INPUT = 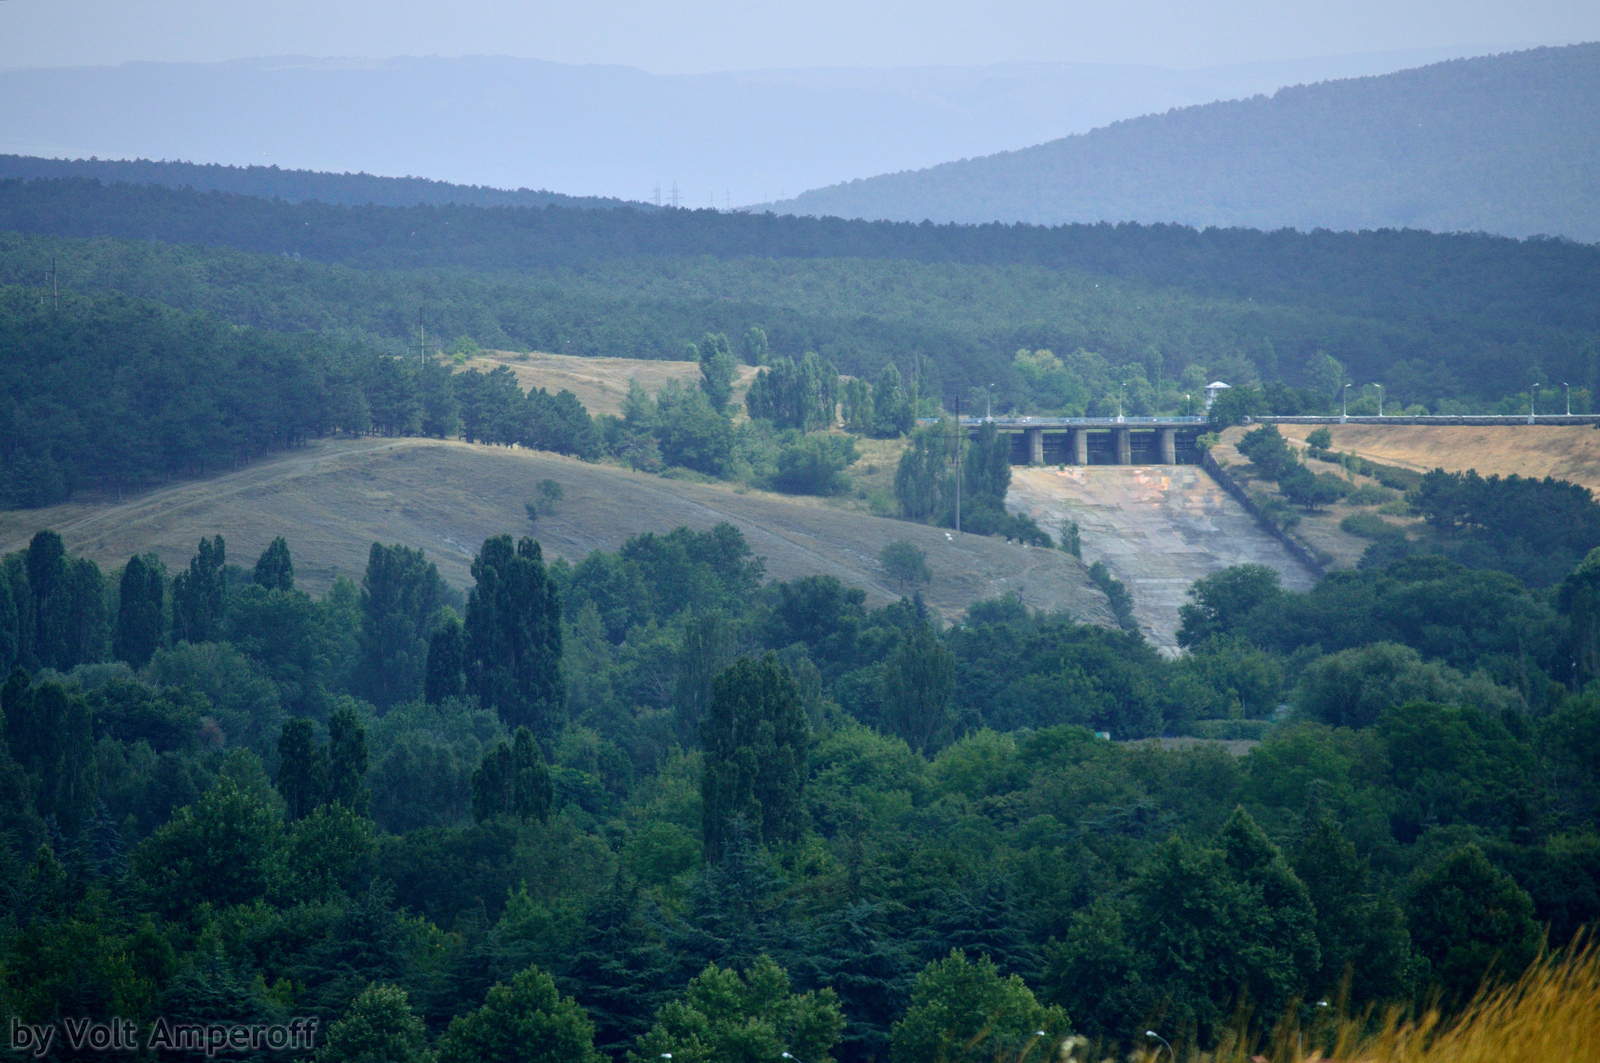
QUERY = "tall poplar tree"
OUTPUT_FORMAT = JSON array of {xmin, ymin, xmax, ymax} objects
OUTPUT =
[
  {"xmin": 425, "ymin": 616, "xmax": 466, "ymax": 704},
  {"xmin": 471, "ymin": 727, "xmax": 553, "ymax": 823},
  {"xmin": 701, "ymin": 653, "xmax": 809, "ymax": 861},
  {"xmin": 172, "ymin": 535, "xmax": 227, "ymax": 643},
  {"xmin": 464, "ymin": 536, "xmax": 564, "ymax": 741},
  {"xmin": 253, "ymin": 536, "xmax": 294, "ymax": 592},
  {"xmin": 355, "ymin": 543, "xmax": 444, "ymax": 709},
  {"xmin": 115, "ymin": 553, "xmax": 166, "ymax": 668}
]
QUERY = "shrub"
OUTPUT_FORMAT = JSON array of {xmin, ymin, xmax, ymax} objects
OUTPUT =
[
  {"xmin": 879, "ymin": 541, "xmax": 932, "ymax": 587},
  {"xmin": 1340, "ymin": 513, "xmax": 1406, "ymax": 540}
]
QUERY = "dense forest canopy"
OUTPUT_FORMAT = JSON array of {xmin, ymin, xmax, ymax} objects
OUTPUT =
[
  {"xmin": 2, "ymin": 189, "xmax": 1597, "ymax": 413},
  {"xmin": 0, "ymin": 155, "xmax": 653, "ymax": 212},
  {"xmin": 1, "ymin": 514, "xmax": 1597, "ymax": 1061}
]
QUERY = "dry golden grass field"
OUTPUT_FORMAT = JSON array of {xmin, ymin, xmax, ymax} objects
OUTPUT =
[
  {"xmin": 0, "ymin": 437, "xmax": 1115, "ymax": 626},
  {"xmin": 1275, "ymin": 422, "xmax": 1600, "ymax": 492},
  {"xmin": 459, "ymin": 350, "xmax": 762, "ymax": 418}
]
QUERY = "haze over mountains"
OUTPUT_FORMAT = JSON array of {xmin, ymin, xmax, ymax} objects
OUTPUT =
[
  {"xmin": 777, "ymin": 44, "xmax": 1600, "ymax": 242},
  {"xmin": 0, "ymin": 45, "xmax": 1530, "ymax": 209}
]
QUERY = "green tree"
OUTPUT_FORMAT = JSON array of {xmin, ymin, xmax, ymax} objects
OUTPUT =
[
  {"xmin": 277, "ymin": 718, "xmax": 329, "ymax": 821},
  {"xmin": 963, "ymin": 420, "xmax": 1012, "ymax": 503},
  {"xmin": 1559, "ymin": 546, "xmax": 1600, "ymax": 681},
  {"xmin": 890, "ymin": 950, "xmax": 1069, "ymax": 1063},
  {"xmin": 464, "ymin": 535, "xmax": 565, "ymax": 741},
  {"xmin": 675, "ymin": 611, "xmax": 737, "ymax": 747},
  {"xmin": 894, "ymin": 423, "xmax": 954, "ymax": 522},
  {"xmin": 172, "ymin": 535, "xmax": 227, "ymax": 643},
  {"xmin": 840, "ymin": 377, "xmax": 874, "ymax": 433},
  {"xmin": 878, "ymin": 541, "xmax": 932, "ymax": 590},
  {"xmin": 1406, "ymin": 844, "xmax": 1542, "ymax": 1003},
  {"xmin": 701, "ymin": 654, "xmax": 809, "ymax": 861},
  {"xmin": 741, "ymin": 326, "xmax": 770, "ymax": 367},
  {"xmin": 355, "ymin": 543, "xmax": 444, "ymax": 709},
  {"xmin": 699, "ymin": 332, "xmax": 739, "ymax": 414},
  {"xmin": 435, "ymin": 964, "xmax": 601, "ymax": 1063},
  {"xmin": 1176, "ymin": 564, "xmax": 1283, "ymax": 648},
  {"xmin": 1292, "ymin": 806, "xmax": 1418, "ymax": 1002},
  {"xmin": 114, "ymin": 553, "xmax": 166, "ymax": 668},
  {"xmin": 629, "ymin": 955, "xmax": 845, "ymax": 1063},
  {"xmin": 328, "ymin": 703, "xmax": 370, "ymax": 813},
  {"xmin": 316, "ymin": 983, "xmax": 432, "ymax": 1063},
  {"xmin": 2, "ymin": 676, "xmax": 98, "ymax": 835},
  {"xmin": 872, "ymin": 363, "xmax": 915, "ymax": 438},
  {"xmin": 253, "ymin": 536, "xmax": 295, "ymax": 591},
  {"xmin": 471, "ymin": 727, "xmax": 554, "ymax": 824},
  {"xmin": 424, "ymin": 615, "xmax": 466, "ymax": 704},
  {"xmin": 880, "ymin": 624, "xmax": 955, "ymax": 754},
  {"xmin": 132, "ymin": 775, "xmax": 286, "ymax": 918}
]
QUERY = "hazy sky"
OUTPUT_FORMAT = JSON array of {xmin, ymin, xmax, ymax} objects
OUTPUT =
[{"xmin": 2, "ymin": 0, "xmax": 1595, "ymax": 73}]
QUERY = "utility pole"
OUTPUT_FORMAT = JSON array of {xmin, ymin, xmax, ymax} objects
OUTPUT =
[
  {"xmin": 953, "ymin": 397, "xmax": 962, "ymax": 535},
  {"xmin": 417, "ymin": 309, "xmax": 430, "ymax": 365},
  {"xmin": 49, "ymin": 257, "xmax": 58, "ymax": 311}
]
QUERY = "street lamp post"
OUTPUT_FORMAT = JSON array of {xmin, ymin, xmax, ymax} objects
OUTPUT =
[
  {"xmin": 1342, "ymin": 383, "xmax": 1351, "ymax": 422},
  {"xmin": 985, "ymin": 383, "xmax": 995, "ymax": 422},
  {"xmin": 1372, "ymin": 383, "xmax": 1384, "ymax": 417},
  {"xmin": 1145, "ymin": 1030, "xmax": 1174, "ymax": 1063},
  {"xmin": 1566, "ymin": 382, "xmax": 1572, "ymax": 416},
  {"xmin": 1117, "ymin": 381, "xmax": 1127, "ymax": 422},
  {"xmin": 1531, "ymin": 382, "xmax": 1540, "ymax": 424}
]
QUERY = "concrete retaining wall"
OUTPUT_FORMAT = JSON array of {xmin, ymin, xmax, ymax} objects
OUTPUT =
[{"xmin": 1200, "ymin": 451, "xmax": 1326, "ymax": 580}]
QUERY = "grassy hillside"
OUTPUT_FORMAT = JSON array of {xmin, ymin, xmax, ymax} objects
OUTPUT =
[
  {"xmin": 780, "ymin": 44, "xmax": 1600, "ymax": 241},
  {"xmin": 0, "ymin": 435, "xmax": 1115, "ymax": 625}
]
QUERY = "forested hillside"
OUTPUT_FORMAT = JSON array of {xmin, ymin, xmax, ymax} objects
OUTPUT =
[
  {"xmin": 778, "ymin": 44, "xmax": 1600, "ymax": 241},
  {"xmin": 0, "ymin": 155, "xmax": 650, "ymax": 211},
  {"xmin": 4, "ymin": 186, "xmax": 1598, "ymax": 414},
  {"xmin": 2, "ymin": 513, "xmax": 1598, "ymax": 1060}
]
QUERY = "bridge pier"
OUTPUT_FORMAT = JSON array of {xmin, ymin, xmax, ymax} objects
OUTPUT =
[
  {"xmin": 1071, "ymin": 428, "xmax": 1088, "ymax": 465},
  {"xmin": 1028, "ymin": 427, "xmax": 1044, "ymax": 465},
  {"xmin": 1159, "ymin": 427, "xmax": 1176, "ymax": 464},
  {"xmin": 1115, "ymin": 426, "xmax": 1132, "ymax": 465}
]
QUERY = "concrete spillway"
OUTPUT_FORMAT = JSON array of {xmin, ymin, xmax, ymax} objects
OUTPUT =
[{"xmin": 1006, "ymin": 465, "xmax": 1318, "ymax": 650}]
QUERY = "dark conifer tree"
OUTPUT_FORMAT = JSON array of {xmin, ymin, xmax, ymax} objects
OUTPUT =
[
  {"xmin": 252, "ymin": 536, "xmax": 294, "ymax": 592},
  {"xmin": 424, "ymin": 616, "xmax": 466, "ymax": 704},
  {"xmin": 114, "ymin": 553, "xmax": 166, "ymax": 668},
  {"xmin": 463, "ymin": 536, "xmax": 564, "ymax": 741},
  {"xmin": 701, "ymin": 653, "xmax": 808, "ymax": 861},
  {"xmin": 555, "ymin": 873, "xmax": 673, "ymax": 1057}
]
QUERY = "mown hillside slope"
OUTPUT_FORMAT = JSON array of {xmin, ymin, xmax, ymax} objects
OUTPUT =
[
  {"xmin": 0, "ymin": 435, "xmax": 1116, "ymax": 626},
  {"xmin": 778, "ymin": 45, "xmax": 1600, "ymax": 241}
]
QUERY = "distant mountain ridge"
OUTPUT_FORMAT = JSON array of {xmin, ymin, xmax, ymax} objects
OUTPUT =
[
  {"xmin": 775, "ymin": 44, "xmax": 1600, "ymax": 242},
  {"xmin": 0, "ymin": 48, "xmax": 1531, "ymax": 207},
  {"xmin": 0, "ymin": 155, "xmax": 649, "ymax": 211}
]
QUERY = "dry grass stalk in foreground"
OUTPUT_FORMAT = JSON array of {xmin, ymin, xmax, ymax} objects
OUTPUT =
[{"xmin": 1153, "ymin": 937, "xmax": 1600, "ymax": 1063}]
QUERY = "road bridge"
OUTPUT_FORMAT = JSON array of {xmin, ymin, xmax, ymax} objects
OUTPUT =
[{"xmin": 944, "ymin": 417, "xmax": 1211, "ymax": 466}]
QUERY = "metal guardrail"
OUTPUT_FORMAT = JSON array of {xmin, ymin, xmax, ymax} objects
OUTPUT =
[
  {"xmin": 918, "ymin": 416, "xmax": 1210, "ymax": 427},
  {"xmin": 1256, "ymin": 414, "xmax": 1600, "ymax": 426}
]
